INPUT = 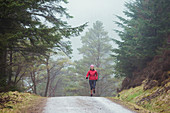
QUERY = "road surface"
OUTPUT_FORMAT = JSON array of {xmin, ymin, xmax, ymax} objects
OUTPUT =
[{"xmin": 43, "ymin": 96, "xmax": 134, "ymax": 113}]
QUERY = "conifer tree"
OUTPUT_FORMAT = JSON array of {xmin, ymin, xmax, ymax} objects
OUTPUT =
[{"xmin": 112, "ymin": 0, "xmax": 170, "ymax": 77}]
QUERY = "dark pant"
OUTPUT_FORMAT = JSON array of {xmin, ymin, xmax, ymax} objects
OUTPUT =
[{"xmin": 89, "ymin": 80, "xmax": 96, "ymax": 90}]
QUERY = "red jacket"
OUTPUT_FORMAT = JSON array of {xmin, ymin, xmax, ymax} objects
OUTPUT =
[{"xmin": 86, "ymin": 69, "xmax": 98, "ymax": 80}]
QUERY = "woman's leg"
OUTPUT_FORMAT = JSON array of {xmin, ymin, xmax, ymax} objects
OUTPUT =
[
  {"xmin": 89, "ymin": 80, "xmax": 93, "ymax": 96},
  {"xmin": 93, "ymin": 80, "xmax": 96, "ymax": 94},
  {"xmin": 89, "ymin": 80, "xmax": 93, "ymax": 90}
]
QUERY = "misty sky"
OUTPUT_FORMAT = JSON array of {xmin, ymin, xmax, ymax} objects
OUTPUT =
[{"xmin": 63, "ymin": 0, "xmax": 129, "ymax": 60}]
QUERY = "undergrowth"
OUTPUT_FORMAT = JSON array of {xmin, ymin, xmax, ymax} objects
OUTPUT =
[
  {"xmin": 0, "ymin": 91, "xmax": 42, "ymax": 113},
  {"xmin": 115, "ymin": 82, "xmax": 170, "ymax": 113}
]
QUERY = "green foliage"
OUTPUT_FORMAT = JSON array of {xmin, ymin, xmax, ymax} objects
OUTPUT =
[
  {"xmin": 112, "ymin": 0, "xmax": 170, "ymax": 77},
  {"xmin": 31, "ymin": 52, "xmax": 74, "ymax": 96},
  {"xmin": 0, "ymin": 0, "xmax": 86, "ymax": 91}
]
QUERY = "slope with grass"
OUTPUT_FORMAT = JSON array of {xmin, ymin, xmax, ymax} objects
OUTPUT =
[
  {"xmin": 112, "ymin": 81, "xmax": 170, "ymax": 113},
  {"xmin": 0, "ymin": 91, "xmax": 46, "ymax": 113}
]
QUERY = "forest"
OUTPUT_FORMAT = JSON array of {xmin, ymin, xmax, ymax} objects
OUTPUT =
[{"xmin": 0, "ymin": 0, "xmax": 169, "ymax": 99}]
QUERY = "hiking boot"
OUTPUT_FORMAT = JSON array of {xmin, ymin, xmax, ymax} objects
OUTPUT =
[{"xmin": 91, "ymin": 94, "xmax": 93, "ymax": 97}]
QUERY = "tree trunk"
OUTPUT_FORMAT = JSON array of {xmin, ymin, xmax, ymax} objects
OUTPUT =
[
  {"xmin": 0, "ymin": 48, "xmax": 7, "ymax": 90},
  {"xmin": 51, "ymin": 78, "xmax": 62, "ymax": 97},
  {"xmin": 33, "ymin": 72, "xmax": 37, "ymax": 94},
  {"xmin": 33, "ymin": 81, "xmax": 37, "ymax": 94},
  {"xmin": 44, "ymin": 57, "xmax": 50, "ymax": 97},
  {"xmin": 30, "ymin": 71, "xmax": 37, "ymax": 94},
  {"xmin": 8, "ymin": 49, "xmax": 13, "ymax": 85}
]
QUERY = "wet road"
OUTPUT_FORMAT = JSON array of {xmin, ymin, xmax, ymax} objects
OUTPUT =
[{"xmin": 43, "ymin": 96, "xmax": 134, "ymax": 113}]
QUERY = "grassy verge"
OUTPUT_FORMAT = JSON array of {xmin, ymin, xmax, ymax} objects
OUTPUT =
[
  {"xmin": 0, "ymin": 91, "xmax": 47, "ymax": 113},
  {"xmin": 107, "ymin": 97, "xmax": 149, "ymax": 113},
  {"xmin": 110, "ymin": 82, "xmax": 170, "ymax": 113}
]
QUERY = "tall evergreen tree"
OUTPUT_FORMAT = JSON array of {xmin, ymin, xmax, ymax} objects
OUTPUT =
[
  {"xmin": 75, "ymin": 21, "xmax": 117, "ymax": 96},
  {"xmin": 0, "ymin": 0, "xmax": 86, "ymax": 91},
  {"xmin": 112, "ymin": 0, "xmax": 170, "ymax": 78}
]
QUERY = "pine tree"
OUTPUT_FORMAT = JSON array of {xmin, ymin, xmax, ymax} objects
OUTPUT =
[
  {"xmin": 75, "ymin": 21, "xmax": 116, "ymax": 96},
  {"xmin": 112, "ymin": 0, "xmax": 170, "ymax": 78},
  {"xmin": 0, "ymin": 0, "xmax": 86, "ymax": 91}
]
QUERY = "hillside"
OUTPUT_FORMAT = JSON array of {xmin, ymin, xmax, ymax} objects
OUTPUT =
[
  {"xmin": 114, "ymin": 50, "xmax": 170, "ymax": 113},
  {"xmin": 0, "ymin": 91, "xmax": 46, "ymax": 113},
  {"xmin": 114, "ymin": 81, "xmax": 170, "ymax": 113},
  {"xmin": 121, "ymin": 50, "xmax": 170, "ymax": 90}
]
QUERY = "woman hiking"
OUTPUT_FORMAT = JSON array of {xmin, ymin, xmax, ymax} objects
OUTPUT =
[{"xmin": 86, "ymin": 65, "xmax": 98, "ymax": 97}]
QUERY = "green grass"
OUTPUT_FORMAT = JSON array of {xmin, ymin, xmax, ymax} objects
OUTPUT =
[
  {"xmin": 126, "ymin": 90, "xmax": 143, "ymax": 102},
  {"xmin": 0, "ymin": 91, "xmax": 42, "ymax": 113},
  {"xmin": 115, "ymin": 82, "xmax": 170, "ymax": 113}
]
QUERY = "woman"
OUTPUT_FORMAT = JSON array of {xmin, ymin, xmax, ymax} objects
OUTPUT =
[{"xmin": 86, "ymin": 65, "xmax": 98, "ymax": 96}]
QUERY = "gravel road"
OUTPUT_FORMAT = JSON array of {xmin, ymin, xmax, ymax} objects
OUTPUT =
[{"xmin": 43, "ymin": 96, "xmax": 134, "ymax": 113}]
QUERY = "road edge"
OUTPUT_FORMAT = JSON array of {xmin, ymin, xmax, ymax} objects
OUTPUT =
[
  {"xmin": 106, "ymin": 97, "xmax": 151, "ymax": 113},
  {"xmin": 26, "ymin": 97, "xmax": 47, "ymax": 113}
]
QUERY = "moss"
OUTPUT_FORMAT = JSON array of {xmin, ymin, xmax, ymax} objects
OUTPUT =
[
  {"xmin": 0, "ymin": 91, "xmax": 43, "ymax": 113},
  {"xmin": 126, "ymin": 90, "xmax": 143, "ymax": 102},
  {"xmin": 115, "ymin": 81, "xmax": 170, "ymax": 113},
  {"xmin": 142, "ymin": 102, "xmax": 152, "ymax": 110}
]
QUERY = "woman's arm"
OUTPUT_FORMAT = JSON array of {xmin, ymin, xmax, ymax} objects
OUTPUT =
[
  {"xmin": 95, "ymin": 71, "xmax": 98, "ymax": 80},
  {"xmin": 86, "ymin": 71, "xmax": 90, "ymax": 78}
]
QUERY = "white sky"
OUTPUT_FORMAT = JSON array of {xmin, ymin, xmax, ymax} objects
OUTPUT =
[{"xmin": 63, "ymin": 0, "xmax": 129, "ymax": 60}]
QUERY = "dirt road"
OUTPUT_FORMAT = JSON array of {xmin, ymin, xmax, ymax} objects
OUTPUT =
[{"xmin": 43, "ymin": 96, "xmax": 134, "ymax": 113}]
